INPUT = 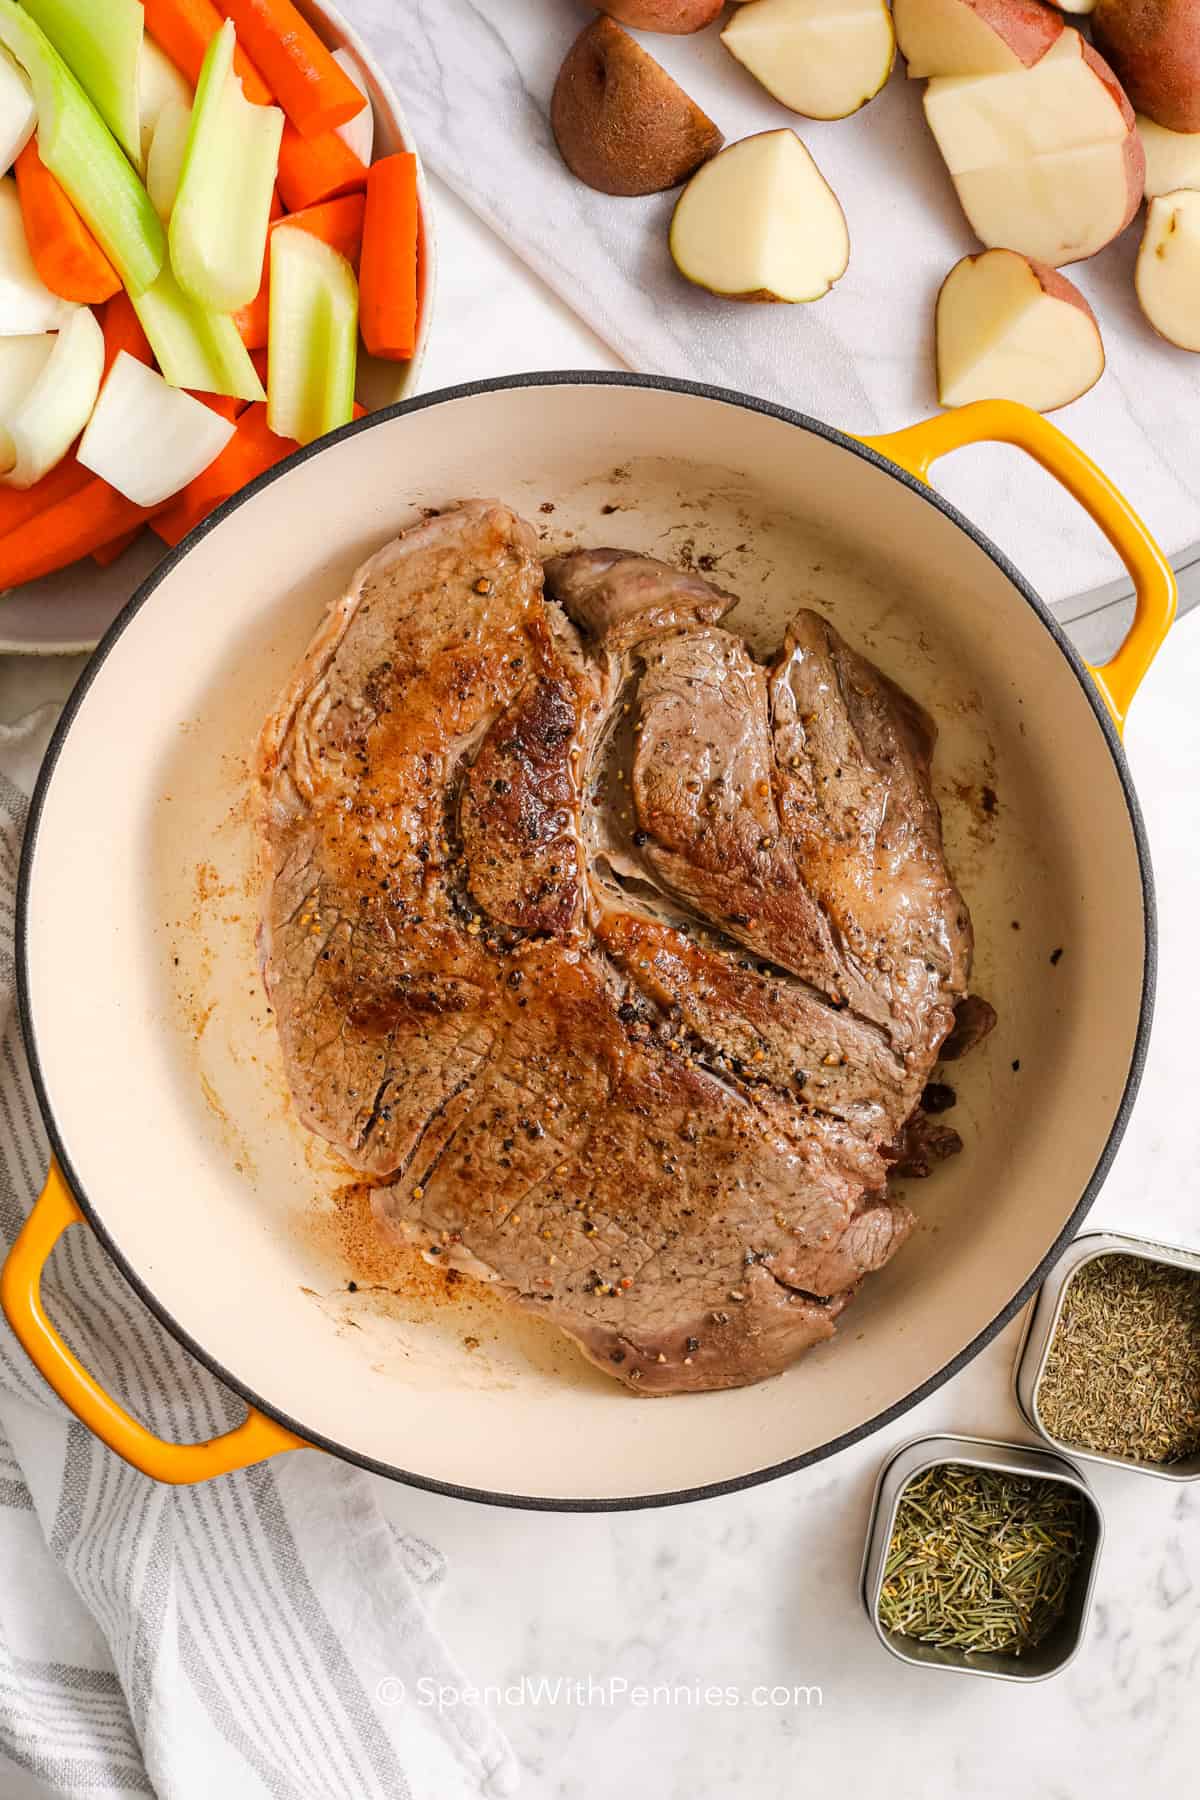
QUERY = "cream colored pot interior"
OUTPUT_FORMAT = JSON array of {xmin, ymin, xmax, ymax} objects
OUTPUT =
[{"xmin": 23, "ymin": 383, "xmax": 1148, "ymax": 1503}]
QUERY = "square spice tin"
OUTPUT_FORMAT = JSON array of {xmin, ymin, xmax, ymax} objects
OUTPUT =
[
  {"xmin": 1014, "ymin": 1229, "xmax": 1200, "ymax": 1482},
  {"xmin": 861, "ymin": 1433, "xmax": 1105, "ymax": 1682}
]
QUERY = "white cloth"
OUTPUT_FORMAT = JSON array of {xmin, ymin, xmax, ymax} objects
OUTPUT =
[
  {"xmin": 356, "ymin": 0, "xmax": 1200, "ymax": 605},
  {"xmin": 0, "ymin": 708, "xmax": 517, "ymax": 1800}
]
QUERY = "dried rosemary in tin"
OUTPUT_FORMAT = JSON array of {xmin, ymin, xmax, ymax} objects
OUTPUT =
[
  {"xmin": 877, "ymin": 1464, "xmax": 1085, "ymax": 1656},
  {"xmin": 1036, "ymin": 1253, "xmax": 1200, "ymax": 1464}
]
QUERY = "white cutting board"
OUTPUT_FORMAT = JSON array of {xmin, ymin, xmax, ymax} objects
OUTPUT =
[{"xmin": 361, "ymin": 0, "xmax": 1200, "ymax": 607}]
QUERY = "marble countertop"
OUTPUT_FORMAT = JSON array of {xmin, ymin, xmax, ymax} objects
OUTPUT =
[{"xmin": 3, "ymin": 175, "xmax": 1197, "ymax": 1800}]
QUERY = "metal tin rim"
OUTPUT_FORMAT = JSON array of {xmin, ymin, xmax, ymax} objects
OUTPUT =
[
  {"xmin": 14, "ymin": 371, "xmax": 1159, "ymax": 1511},
  {"xmin": 861, "ymin": 1430, "xmax": 1105, "ymax": 1682},
  {"xmin": 1016, "ymin": 1230, "xmax": 1200, "ymax": 1483}
]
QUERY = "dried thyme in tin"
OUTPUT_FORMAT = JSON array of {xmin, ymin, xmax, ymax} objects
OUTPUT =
[
  {"xmin": 1036, "ymin": 1253, "xmax": 1200, "ymax": 1464},
  {"xmin": 877, "ymin": 1465, "xmax": 1086, "ymax": 1656}
]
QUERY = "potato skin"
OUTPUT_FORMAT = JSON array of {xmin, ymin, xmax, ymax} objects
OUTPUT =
[
  {"xmin": 894, "ymin": 0, "xmax": 1064, "ymax": 77},
  {"xmin": 1093, "ymin": 0, "xmax": 1200, "ymax": 132},
  {"xmin": 552, "ymin": 17, "xmax": 724, "ymax": 196},
  {"xmin": 603, "ymin": 0, "xmax": 725, "ymax": 30},
  {"xmin": 1081, "ymin": 38, "xmax": 1149, "ymax": 240}
]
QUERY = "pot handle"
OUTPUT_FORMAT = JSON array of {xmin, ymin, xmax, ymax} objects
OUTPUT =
[
  {"xmin": 861, "ymin": 400, "xmax": 1176, "ymax": 735},
  {"xmin": 0, "ymin": 1161, "xmax": 306, "ymax": 1484}
]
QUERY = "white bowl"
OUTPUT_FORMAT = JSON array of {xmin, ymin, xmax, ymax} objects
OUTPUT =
[{"xmin": 0, "ymin": 0, "xmax": 437, "ymax": 656}]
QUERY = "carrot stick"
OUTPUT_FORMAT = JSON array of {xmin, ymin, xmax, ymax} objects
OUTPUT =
[
  {"xmin": 234, "ymin": 191, "xmax": 363, "ymax": 347},
  {"xmin": 276, "ymin": 119, "xmax": 365, "ymax": 212},
  {"xmin": 215, "ymin": 1, "xmax": 365, "ymax": 137},
  {"xmin": 0, "ymin": 456, "xmax": 91, "ymax": 541},
  {"xmin": 92, "ymin": 527, "xmax": 142, "ymax": 567},
  {"xmin": 359, "ymin": 153, "xmax": 418, "ymax": 361},
  {"xmin": 249, "ymin": 345, "xmax": 268, "ymax": 388},
  {"xmin": 102, "ymin": 291, "xmax": 154, "ymax": 374},
  {"xmin": 232, "ymin": 185, "xmax": 284, "ymax": 349},
  {"xmin": 143, "ymin": 0, "xmax": 273, "ymax": 103},
  {"xmin": 0, "ymin": 481, "xmax": 164, "ymax": 588},
  {"xmin": 151, "ymin": 401, "xmax": 296, "ymax": 545},
  {"xmin": 14, "ymin": 140, "xmax": 121, "ymax": 305},
  {"xmin": 279, "ymin": 192, "xmax": 364, "ymax": 267},
  {"xmin": 190, "ymin": 391, "xmax": 247, "ymax": 422}
]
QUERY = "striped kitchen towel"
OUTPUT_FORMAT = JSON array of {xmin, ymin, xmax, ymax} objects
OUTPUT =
[{"xmin": 0, "ymin": 706, "xmax": 517, "ymax": 1800}]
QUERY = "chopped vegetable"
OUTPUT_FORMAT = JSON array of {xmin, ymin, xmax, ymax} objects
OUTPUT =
[
  {"xmin": 0, "ymin": 304, "xmax": 103, "ymax": 487},
  {"xmin": 14, "ymin": 139, "xmax": 120, "ymax": 304},
  {"xmin": 21, "ymin": 0, "xmax": 144, "ymax": 168},
  {"xmin": 0, "ymin": 336, "xmax": 51, "ymax": 438},
  {"xmin": 276, "ymin": 117, "xmax": 365, "ymax": 211},
  {"xmin": 78, "ymin": 348, "xmax": 235, "ymax": 506},
  {"xmin": 0, "ymin": 0, "xmax": 164, "ymax": 295},
  {"xmin": 267, "ymin": 223, "xmax": 357, "ymax": 445},
  {"xmin": 101, "ymin": 288, "xmax": 153, "ymax": 372},
  {"xmin": 0, "ymin": 473, "xmax": 161, "ymax": 585},
  {"xmin": 331, "ymin": 48, "xmax": 372, "ymax": 165},
  {"xmin": 92, "ymin": 524, "xmax": 140, "ymax": 565},
  {"xmin": 216, "ymin": 0, "xmax": 365, "ymax": 137},
  {"xmin": 132, "ymin": 261, "xmax": 265, "ymax": 400},
  {"xmin": 359, "ymin": 153, "xmax": 418, "ymax": 360},
  {"xmin": 191, "ymin": 388, "xmax": 244, "ymax": 422},
  {"xmin": 142, "ymin": 0, "xmax": 271, "ymax": 105},
  {"xmin": 153, "ymin": 398, "xmax": 295, "ymax": 543},
  {"xmin": 0, "ymin": 446, "xmax": 88, "ymax": 536},
  {"xmin": 0, "ymin": 45, "xmax": 35, "ymax": 173},
  {"xmin": 146, "ymin": 97, "xmax": 191, "ymax": 223},
  {"xmin": 138, "ymin": 33, "xmax": 191, "ymax": 168},
  {"xmin": 170, "ymin": 20, "xmax": 282, "ymax": 311},
  {"xmin": 285, "ymin": 192, "xmax": 366, "ymax": 268},
  {"xmin": 231, "ymin": 184, "xmax": 283, "ymax": 348},
  {"xmin": 0, "ymin": 176, "xmax": 76, "ymax": 331},
  {"xmin": 233, "ymin": 190, "xmax": 363, "ymax": 348}
]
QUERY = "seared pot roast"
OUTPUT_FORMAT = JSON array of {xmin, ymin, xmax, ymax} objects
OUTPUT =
[{"xmin": 258, "ymin": 501, "xmax": 980, "ymax": 1394}]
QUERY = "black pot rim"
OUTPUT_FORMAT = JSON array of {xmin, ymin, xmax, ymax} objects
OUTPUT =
[{"xmin": 14, "ymin": 370, "xmax": 1157, "ymax": 1511}]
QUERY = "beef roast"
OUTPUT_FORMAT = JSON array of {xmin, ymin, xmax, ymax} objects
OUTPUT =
[{"xmin": 258, "ymin": 502, "xmax": 975, "ymax": 1394}]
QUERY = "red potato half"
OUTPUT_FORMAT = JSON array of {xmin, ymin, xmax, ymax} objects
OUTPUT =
[
  {"xmin": 1138, "ymin": 115, "xmax": 1200, "ymax": 195},
  {"xmin": 893, "ymin": 0, "xmax": 1062, "ymax": 79},
  {"xmin": 721, "ymin": 0, "xmax": 895, "ymax": 121},
  {"xmin": 551, "ymin": 17, "xmax": 724, "ymax": 195},
  {"xmin": 669, "ymin": 128, "xmax": 849, "ymax": 301},
  {"xmin": 602, "ymin": 1, "xmax": 724, "ymax": 31},
  {"xmin": 936, "ymin": 248, "xmax": 1105, "ymax": 409},
  {"xmin": 924, "ymin": 31, "xmax": 1145, "ymax": 266},
  {"xmin": 1093, "ymin": 0, "xmax": 1200, "ymax": 133},
  {"xmin": 1135, "ymin": 188, "xmax": 1200, "ymax": 350}
]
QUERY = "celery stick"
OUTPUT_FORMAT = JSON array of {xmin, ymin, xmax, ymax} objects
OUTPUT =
[
  {"xmin": 0, "ymin": 1, "xmax": 163, "ymax": 295},
  {"xmin": 170, "ymin": 22, "xmax": 282, "ymax": 313},
  {"xmin": 133, "ymin": 264, "xmax": 265, "ymax": 403},
  {"xmin": 21, "ymin": 0, "xmax": 143, "ymax": 168},
  {"xmin": 268, "ymin": 226, "xmax": 358, "ymax": 447}
]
